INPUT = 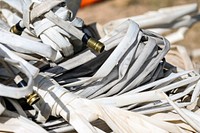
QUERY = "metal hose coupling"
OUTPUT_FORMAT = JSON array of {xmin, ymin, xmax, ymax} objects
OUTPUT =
[
  {"xmin": 25, "ymin": 92, "xmax": 40, "ymax": 106},
  {"xmin": 10, "ymin": 21, "xmax": 25, "ymax": 35},
  {"xmin": 82, "ymin": 34, "xmax": 105, "ymax": 53},
  {"xmin": 15, "ymin": 76, "xmax": 40, "ymax": 106},
  {"xmin": 87, "ymin": 38, "xmax": 105, "ymax": 53}
]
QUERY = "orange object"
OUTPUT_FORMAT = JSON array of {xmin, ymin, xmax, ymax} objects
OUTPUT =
[{"xmin": 81, "ymin": 0, "xmax": 101, "ymax": 7}]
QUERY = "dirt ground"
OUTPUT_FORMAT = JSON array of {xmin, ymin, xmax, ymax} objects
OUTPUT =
[{"xmin": 77, "ymin": 0, "xmax": 200, "ymax": 54}]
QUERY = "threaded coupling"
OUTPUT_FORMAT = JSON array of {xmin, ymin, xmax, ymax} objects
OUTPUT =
[
  {"xmin": 10, "ymin": 25, "xmax": 23, "ymax": 35},
  {"xmin": 25, "ymin": 92, "xmax": 40, "ymax": 106},
  {"xmin": 87, "ymin": 38, "xmax": 105, "ymax": 53}
]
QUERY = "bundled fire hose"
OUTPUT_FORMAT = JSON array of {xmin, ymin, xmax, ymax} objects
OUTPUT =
[{"xmin": 0, "ymin": 0, "xmax": 200, "ymax": 132}]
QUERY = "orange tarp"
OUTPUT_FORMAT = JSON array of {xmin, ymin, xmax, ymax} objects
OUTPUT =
[{"xmin": 81, "ymin": 0, "xmax": 102, "ymax": 7}]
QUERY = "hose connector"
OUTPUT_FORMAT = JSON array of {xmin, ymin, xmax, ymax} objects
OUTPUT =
[
  {"xmin": 15, "ymin": 75, "xmax": 40, "ymax": 106},
  {"xmin": 10, "ymin": 21, "xmax": 25, "ymax": 35},
  {"xmin": 82, "ymin": 34, "xmax": 105, "ymax": 53},
  {"xmin": 25, "ymin": 92, "xmax": 40, "ymax": 106},
  {"xmin": 87, "ymin": 37, "xmax": 105, "ymax": 53}
]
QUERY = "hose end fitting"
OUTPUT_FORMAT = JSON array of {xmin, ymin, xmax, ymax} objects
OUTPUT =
[
  {"xmin": 87, "ymin": 37, "xmax": 105, "ymax": 53},
  {"xmin": 25, "ymin": 92, "xmax": 40, "ymax": 106},
  {"xmin": 10, "ymin": 21, "xmax": 25, "ymax": 35}
]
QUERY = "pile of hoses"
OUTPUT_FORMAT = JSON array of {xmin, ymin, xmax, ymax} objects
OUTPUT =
[{"xmin": 0, "ymin": 1, "xmax": 200, "ymax": 132}]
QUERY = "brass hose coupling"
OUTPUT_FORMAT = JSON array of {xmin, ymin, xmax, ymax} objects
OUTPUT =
[
  {"xmin": 82, "ymin": 34, "xmax": 105, "ymax": 53},
  {"xmin": 15, "ymin": 76, "xmax": 40, "ymax": 106},
  {"xmin": 25, "ymin": 92, "xmax": 40, "ymax": 106},
  {"xmin": 10, "ymin": 21, "xmax": 25, "ymax": 35}
]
